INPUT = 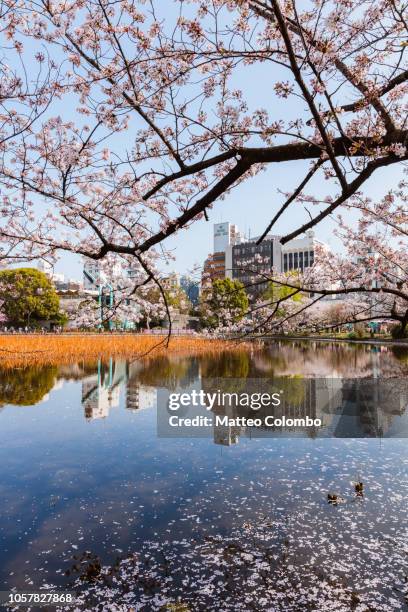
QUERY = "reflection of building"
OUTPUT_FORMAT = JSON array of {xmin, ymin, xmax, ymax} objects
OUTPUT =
[
  {"xmin": 203, "ymin": 377, "xmax": 344, "ymax": 444},
  {"xmin": 336, "ymin": 379, "xmax": 408, "ymax": 437},
  {"xmin": 82, "ymin": 381, "xmax": 120, "ymax": 419},
  {"xmin": 79, "ymin": 359, "xmax": 160, "ymax": 418},
  {"xmin": 213, "ymin": 424, "xmax": 242, "ymax": 446},
  {"xmin": 214, "ymin": 376, "xmax": 408, "ymax": 440},
  {"xmin": 126, "ymin": 382, "xmax": 157, "ymax": 411},
  {"xmin": 82, "ymin": 360, "xmax": 126, "ymax": 420},
  {"xmin": 211, "ymin": 389, "xmax": 244, "ymax": 446}
]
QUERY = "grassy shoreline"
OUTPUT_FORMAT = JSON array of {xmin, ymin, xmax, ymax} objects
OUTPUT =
[
  {"xmin": 0, "ymin": 334, "xmax": 249, "ymax": 368},
  {"xmin": 1, "ymin": 332, "xmax": 406, "ymax": 368}
]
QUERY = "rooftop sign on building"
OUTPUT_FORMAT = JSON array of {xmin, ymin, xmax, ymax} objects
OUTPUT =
[{"xmin": 214, "ymin": 222, "xmax": 241, "ymax": 253}]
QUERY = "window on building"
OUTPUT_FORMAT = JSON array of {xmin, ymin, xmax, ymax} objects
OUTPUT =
[{"xmin": 304, "ymin": 251, "xmax": 309, "ymax": 267}]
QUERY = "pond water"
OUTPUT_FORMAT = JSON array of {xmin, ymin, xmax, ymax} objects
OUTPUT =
[{"xmin": 0, "ymin": 341, "xmax": 408, "ymax": 610}]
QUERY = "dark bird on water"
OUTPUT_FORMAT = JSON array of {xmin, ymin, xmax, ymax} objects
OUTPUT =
[{"xmin": 354, "ymin": 482, "xmax": 364, "ymax": 496}]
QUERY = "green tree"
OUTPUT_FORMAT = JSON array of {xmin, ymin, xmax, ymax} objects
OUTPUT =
[
  {"xmin": 0, "ymin": 268, "xmax": 66, "ymax": 326},
  {"xmin": 165, "ymin": 286, "xmax": 192, "ymax": 314},
  {"xmin": 263, "ymin": 277, "xmax": 303, "ymax": 317},
  {"xmin": 200, "ymin": 278, "xmax": 249, "ymax": 329}
]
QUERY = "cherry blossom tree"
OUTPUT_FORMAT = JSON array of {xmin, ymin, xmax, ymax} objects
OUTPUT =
[
  {"xmin": 70, "ymin": 253, "xmax": 174, "ymax": 331},
  {"xmin": 228, "ymin": 182, "xmax": 408, "ymax": 337},
  {"xmin": 0, "ymin": 0, "xmax": 406, "ymax": 333}
]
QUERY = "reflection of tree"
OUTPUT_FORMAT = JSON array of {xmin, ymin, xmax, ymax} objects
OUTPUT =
[
  {"xmin": 254, "ymin": 340, "xmax": 408, "ymax": 378},
  {"xmin": 278, "ymin": 376, "xmax": 306, "ymax": 406},
  {"xmin": 57, "ymin": 361, "xmax": 101, "ymax": 380},
  {"xmin": 201, "ymin": 351, "xmax": 250, "ymax": 379},
  {"xmin": 0, "ymin": 366, "xmax": 58, "ymax": 405},
  {"xmin": 392, "ymin": 346, "xmax": 408, "ymax": 366},
  {"xmin": 136, "ymin": 356, "xmax": 198, "ymax": 391},
  {"xmin": 201, "ymin": 351, "xmax": 250, "ymax": 394},
  {"xmin": 250, "ymin": 349, "xmax": 288, "ymax": 377}
]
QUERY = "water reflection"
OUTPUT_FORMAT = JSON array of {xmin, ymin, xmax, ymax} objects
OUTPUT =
[
  {"xmin": 0, "ymin": 342, "xmax": 407, "ymax": 439},
  {"xmin": 0, "ymin": 342, "xmax": 407, "ymax": 607},
  {"xmin": 0, "ymin": 365, "xmax": 58, "ymax": 407},
  {"xmin": 81, "ymin": 360, "xmax": 125, "ymax": 420}
]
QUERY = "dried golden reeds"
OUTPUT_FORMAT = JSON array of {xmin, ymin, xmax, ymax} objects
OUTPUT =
[{"xmin": 0, "ymin": 333, "xmax": 249, "ymax": 368}]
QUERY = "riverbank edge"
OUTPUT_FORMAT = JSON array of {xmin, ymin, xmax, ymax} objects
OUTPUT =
[{"xmin": 244, "ymin": 334, "xmax": 408, "ymax": 347}]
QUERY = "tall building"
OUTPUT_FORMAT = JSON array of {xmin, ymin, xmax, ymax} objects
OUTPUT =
[
  {"xmin": 229, "ymin": 229, "xmax": 326, "ymax": 296},
  {"xmin": 203, "ymin": 251, "xmax": 227, "ymax": 285},
  {"xmin": 180, "ymin": 276, "xmax": 200, "ymax": 305},
  {"xmin": 202, "ymin": 223, "xmax": 242, "ymax": 286},
  {"xmin": 203, "ymin": 223, "xmax": 326, "ymax": 295},
  {"xmin": 230, "ymin": 235, "xmax": 282, "ymax": 295},
  {"xmin": 213, "ymin": 222, "xmax": 241, "ymax": 253}
]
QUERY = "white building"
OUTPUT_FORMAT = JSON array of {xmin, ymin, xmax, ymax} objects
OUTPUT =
[
  {"xmin": 213, "ymin": 222, "xmax": 241, "ymax": 253},
  {"xmin": 37, "ymin": 260, "xmax": 65, "ymax": 284},
  {"xmin": 281, "ymin": 230, "xmax": 326, "ymax": 273},
  {"xmin": 37, "ymin": 259, "xmax": 53, "ymax": 276},
  {"xmin": 83, "ymin": 257, "xmax": 122, "ymax": 291}
]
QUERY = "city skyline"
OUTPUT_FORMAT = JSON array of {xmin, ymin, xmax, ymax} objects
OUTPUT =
[{"xmin": 30, "ymin": 158, "xmax": 399, "ymax": 282}]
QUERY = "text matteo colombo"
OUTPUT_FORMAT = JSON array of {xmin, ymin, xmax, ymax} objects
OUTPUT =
[{"xmin": 168, "ymin": 415, "xmax": 322, "ymax": 428}]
